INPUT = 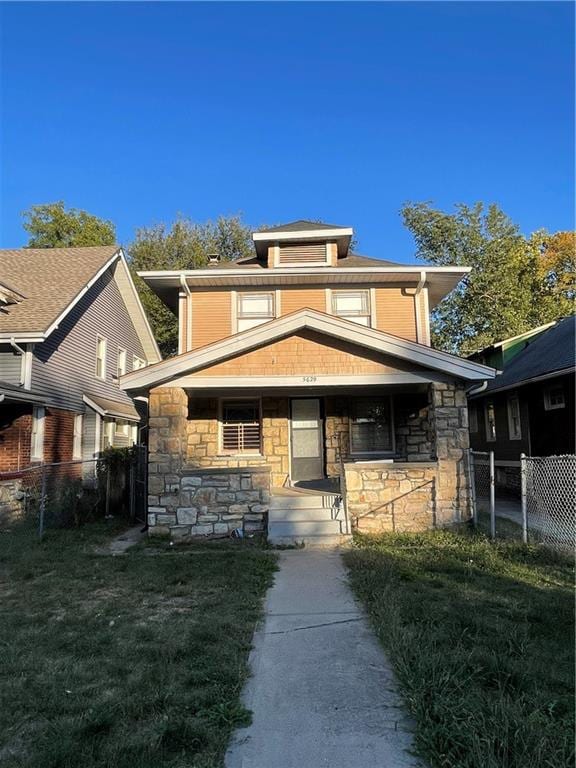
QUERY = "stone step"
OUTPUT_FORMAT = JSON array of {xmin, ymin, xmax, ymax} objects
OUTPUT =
[
  {"xmin": 269, "ymin": 507, "xmax": 337, "ymax": 523},
  {"xmin": 269, "ymin": 493, "xmax": 340, "ymax": 510},
  {"xmin": 270, "ymin": 534, "xmax": 348, "ymax": 549}
]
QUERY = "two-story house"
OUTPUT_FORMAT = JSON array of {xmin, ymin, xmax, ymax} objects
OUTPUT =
[
  {"xmin": 0, "ymin": 246, "xmax": 160, "ymax": 476},
  {"xmin": 121, "ymin": 221, "xmax": 495, "ymax": 544}
]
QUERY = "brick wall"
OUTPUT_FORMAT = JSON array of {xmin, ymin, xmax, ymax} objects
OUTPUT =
[{"xmin": 0, "ymin": 404, "xmax": 76, "ymax": 473}]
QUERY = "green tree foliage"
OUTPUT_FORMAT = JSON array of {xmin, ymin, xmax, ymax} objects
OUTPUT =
[
  {"xmin": 401, "ymin": 201, "xmax": 575, "ymax": 355},
  {"xmin": 128, "ymin": 215, "xmax": 255, "ymax": 357},
  {"xmin": 23, "ymin": 201, "xmax": 116, "ymax": 248}
]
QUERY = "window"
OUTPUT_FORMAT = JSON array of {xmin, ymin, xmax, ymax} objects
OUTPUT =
[
  {"xmin": 332, "ymin": 290, "xmax": 371, "ymax": 326},
  {"xmin": 469, "ymin": 405, "xmax": 478, "ymax": 433},
  {"xmin": 132, "ymin": 356, "xmax": 146, "ymax": 370},
  {"xmin": 350, "ymin": 398, "xmax": 393, "ymax": 454},
  {"xmin": 544, "ymin": 384, "xmax": 565, "ymax": 411},
  {"xmin": 221, "ymin": 400, "xmax": 261, "ymax": 454},
  {"xmin": 73, "ymin": 414, "xmax": 83, "ymax": 459},
  {"xmin": 31, "ymin": 406, "xmax": 45, "ymax": 461},
  {"xmin": 115, "ymin": 419, "xmax": 130, "ymax": 437},
  {"xmin": 507, "ymin": 394, "xmax": 522, "ymax": 440},
  {"xmin": 117, "ymin": 348, "xmax": 127, "ymax": 378},
  {"xmin": 96, "ymin": 336, "xmax": 107, "ymax": 379},
  {"xmin": 485, "ymin": 401, "xmax": 496, "ymax": 442},
  {"xmin": 237, "ymin": 293, "xmax": 275, "ymax": 332}
]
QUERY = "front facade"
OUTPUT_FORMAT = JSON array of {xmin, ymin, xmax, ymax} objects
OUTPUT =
[
  {"xmin": 0, "ymin": 246, "xmax": 161, "ymax": 478},
  {"xmin": 122, "ymin": 221, "xmax": 495, "ymax": 542},
  {"xmin": 468, "ymin": 318, "xmax": 575, "ymax": 492}
]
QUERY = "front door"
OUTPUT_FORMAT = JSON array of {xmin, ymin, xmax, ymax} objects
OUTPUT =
[{"xmin": 290, "ymin": 398, "xmax": 324, "ymax": 482}]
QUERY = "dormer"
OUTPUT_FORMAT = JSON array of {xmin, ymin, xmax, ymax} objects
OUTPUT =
[{"xmin": 252, "ymin": 220, "xmax": 353, "ymax": 268}]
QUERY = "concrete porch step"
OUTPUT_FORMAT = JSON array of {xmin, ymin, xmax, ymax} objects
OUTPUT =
[
  {"xmin": 270, "ymin": 493, "xmax": 339, "ymax": 510},
  {"xmin": 270, "ymin": 534, "xmax": 349, "ymax": 549},
  {"xmin": 269, "ymin": 519, "xmax": 342, "ymax": 538},
  {"xmin": 269, "ymin": 507, "xmax": 337, "ymax": 522}
]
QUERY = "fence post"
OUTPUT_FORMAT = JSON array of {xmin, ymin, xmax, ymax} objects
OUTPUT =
[
  {"xmin": 520, "ymin": 453, "xmax": 528, "ymax": 544},
  {"xmin": 468, "ymin": 449, "xmax": 477, "ymax": 527},
  {"xmin": 105, "ymin": 459, "xmax": 111, "ymax": 518},
  {"xmin": 489, "ymin": 450, "xmax": 496, "ymax": 540},
  {"xmin": 38, "ymin": 463, "xmax": 47, "ymax": 540}
]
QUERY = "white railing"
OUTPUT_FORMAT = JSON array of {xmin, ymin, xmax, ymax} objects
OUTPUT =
[{"xmin": 222, "ymin": 423, "xmax": 261, "ymax": 453}]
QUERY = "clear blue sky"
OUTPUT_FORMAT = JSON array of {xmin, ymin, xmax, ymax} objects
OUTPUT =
[{"xmin": 1, "ymin": 2, "xmax": 573, "ymax": 262}]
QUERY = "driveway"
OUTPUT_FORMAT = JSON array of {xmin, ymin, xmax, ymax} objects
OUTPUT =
[{"xmin": 226, "ymin": 549, "xmax": 423, "ymax": 768}]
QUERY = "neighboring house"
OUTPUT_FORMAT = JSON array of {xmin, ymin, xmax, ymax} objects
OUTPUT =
[
  {"xmin": 0, "ymin": 246, "xmax": 161, "ymax": 475},
  {"xmin": 467, "ymin": 317, "xmax": 575, "ymax": 491},
  {"xmin": 121, "ymin": 220, "xmax": 496, "ymax": 543}
]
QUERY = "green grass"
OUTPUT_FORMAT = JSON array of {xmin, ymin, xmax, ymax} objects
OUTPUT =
[
  {"xmin": 0, "ymin": 523, "xmax": 277, "ymax": 768},
  {"xmin": 344, "ymin": 529, "xmax": 574, "ymax": 768}
]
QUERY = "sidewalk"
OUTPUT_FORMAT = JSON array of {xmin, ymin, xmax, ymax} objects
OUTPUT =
[{"xmin": 226, "ymin": 549, "xmax": 423, "ymax": 768}]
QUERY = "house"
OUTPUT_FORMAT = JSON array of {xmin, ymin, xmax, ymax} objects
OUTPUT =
[
  {"xmin": 467, "ymin": 317, "xmax": 575, "ymax": 492},
  {"xmin": 121, "ymin": 220, "xmax": 496, "ymax": 544},
  {"xmin": 0, "ymin": 246, "xmax": 161, "ymax": 477}
]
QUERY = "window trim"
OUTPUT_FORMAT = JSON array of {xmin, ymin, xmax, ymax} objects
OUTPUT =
[
  {"xmin": 506, "ymin": 393, "xmax": 522, "ymax": 440},
  {"xmin": 31, "ymin": 406, "xmax": 45, "ymax": 461},
  {"xmin": 543, "ymin": 384, "xmax": 565, "ymax": 411},
  {"xmin": 219, "ymin": 397, "xmax": 263, "ymax": 456},
  {"xmin": 349, "ymin": 396, "xmax": 395, "ymax": 456},
  {"xmin": 484, "ymin": 400, "xmax": 497, "ymax": 442},
  {"xmin": 117, "ymin": 347, "xmax": 127, "ymax": 378},
  {"xmin": 96, "ymin": 335, "xmax": 107, "ymax": 380},
  {"xmin": 73, "ymin": 413, "xmax": 83, "ymax": 459}
]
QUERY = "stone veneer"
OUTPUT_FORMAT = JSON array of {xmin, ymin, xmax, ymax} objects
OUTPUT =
[{"xmin": 345, "ymin": 382, "xmax": 471, "ymax": 531}]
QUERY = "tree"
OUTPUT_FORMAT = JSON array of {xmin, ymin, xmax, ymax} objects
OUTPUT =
[
  {"xmin": 23, "ymin": 201, "xmax": 116, "ymax": 248},
  {"xmin": 401, "ymin": 201, "xmax": 575, "ymax": 355},
  {"xmin": 531, "ymin": 230, "xmax": 576, "ymax": 321},
  {"xmin": 128, "ymin": 215, "xmax": 255, "ymax": 356}
]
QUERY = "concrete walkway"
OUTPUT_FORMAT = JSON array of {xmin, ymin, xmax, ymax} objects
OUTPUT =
[{"xmin": 226, "ymin": 550, "xmax": 423, "ymax": 768}]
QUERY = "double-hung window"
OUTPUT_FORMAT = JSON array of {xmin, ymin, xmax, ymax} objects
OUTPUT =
[
  {"xmin": 31, "ymin": 406, "xmax": 45, "ymax": 461},
  {"xmin": 332, "ymin": 290, "xmax": 371, "ymax": 326},
  {"xmin": 507, "ymin": 394, "xmax": 522, "ymax": 440},
  {"xmin": 221, "ymin": 400, "xmax": 261, "ymax": 454},
  {"xmin": 237, "ymin": 293, "xmax": 275, "ymax": 332},
  {"xmin": 544, "ymin": 384, "xmax": 565, "ymax": 411},
  {"xmin": 485, "ymin": 400, "xmax": 497, "ymax": 442},
  {"xmin": 117, "ymin": 348, "xmax": 127, "ymax": 378},
  {"xmin": 96, "ymin": 336, "xmax": 107, "ymax": 379},
  {"xmin": 350, "ymin": 397, "xmax": 393, "ymax": 454}
]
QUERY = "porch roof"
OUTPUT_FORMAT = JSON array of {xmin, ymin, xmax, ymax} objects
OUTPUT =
[{"xmin": 121, "ymin": 309, "xmax": 496, "ymax": 394}]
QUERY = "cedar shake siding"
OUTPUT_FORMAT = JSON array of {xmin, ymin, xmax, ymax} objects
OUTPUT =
[{"xmin": 31, "ymin": 265, "xmax": 147, "ymax": 413}]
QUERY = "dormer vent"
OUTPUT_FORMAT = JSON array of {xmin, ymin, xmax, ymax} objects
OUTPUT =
[
  {"xmin": 278, "ymin": 241, "xmax": 328, "ymax": 266},
  {"xmin": 207, "ymin": 253, "xmax": 221, "ymax": 264}
]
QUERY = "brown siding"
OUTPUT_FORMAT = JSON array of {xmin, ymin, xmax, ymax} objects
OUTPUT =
[
  {"xmin": 281, "ymin": 288, "xmax": 327, "ymax": 315},
  {"xmin": 191, "ymin": 291, "xmax": 231, "ymax": 349},
  {"xmin": 374, "ymin": 288, "xmax": 417, "ymax": 340},
  {"xmin": 192, "ymin": 329, "xmax": 414, "ymax": 377}
]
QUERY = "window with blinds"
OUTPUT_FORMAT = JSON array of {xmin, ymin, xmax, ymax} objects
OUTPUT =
[
  {"xmin": 237, "ymin": 293, "xmax": 275, "ymax": 331},
  {"xmin": 221, "ymin": 400, "xmax": 262, "ymax": 454},
  {"xmin": 278, "ymin": 241, "xmax": 328, "ymax": 266},
  {"xmin": 332, "ymin": 290, "xmax": 371, "ymax": 326},
  {"xmin": 350, "ymin": 398, "xmax": 393, "ymax": 454}
]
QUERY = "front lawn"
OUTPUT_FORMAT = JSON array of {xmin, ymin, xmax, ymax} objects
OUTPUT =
[
  {"xmin": 344, "ymin": 530, "xmax": 574, "ymax": 768},
  {"xmin": 0, "ymin": 525, "xmax": 276, "ymax": 768}
]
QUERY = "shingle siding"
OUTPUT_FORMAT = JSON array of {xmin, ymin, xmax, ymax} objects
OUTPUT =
[
  {"xmin": 0, "ymin": 345, "xmax": 23, "ymax": 385},
  {"xmin": 31, "ymin": 264, "xmax": 147, "ymax": 412}
]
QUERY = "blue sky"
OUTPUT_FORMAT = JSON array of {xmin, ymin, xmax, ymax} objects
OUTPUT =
[{"xmin": 0, "ymin": 2, "xmax": 573, "ymax": 262}]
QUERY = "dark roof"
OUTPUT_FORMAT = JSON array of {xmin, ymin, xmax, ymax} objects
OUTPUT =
[
  {"xmin": 256, "ymin": 220, "xmax": 349, "ymax": 234},
  {"xmin": 483, "ymin": 316, "xmax": 575, "ymax": 394},
  {"xmin": 0, "ymin": 246, "xmax": 119, "ymax": 334},
  {"xmin": 84, "ymin": 393, "xmax": 141, "ymax": 421},
  {"xmin": 203, "ymin": 252, "xmax": 404, "ymax": 270}
]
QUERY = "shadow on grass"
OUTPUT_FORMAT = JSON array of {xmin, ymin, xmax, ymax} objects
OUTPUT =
[{"xmin": 344, "ymin": 529, "xmax": 575, "ymax": 768}]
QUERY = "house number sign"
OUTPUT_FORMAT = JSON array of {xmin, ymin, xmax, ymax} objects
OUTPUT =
[{"xmin": 302, "ymin": 376, "xmax": 317, "ymax": 383}]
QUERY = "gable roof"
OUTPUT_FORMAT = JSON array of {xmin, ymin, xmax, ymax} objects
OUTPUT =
[
  {"xmin": 0, "ymin": 246, "xmax": 161, "ymax": 361},
  {"xmin": 256, "ymin": 220, "xmax": 349, "ymax": 234},
  {"xmin": 121, "ymin": 308, "xmax": 495, "ymax": 392},
  {"xmin": 479, "ymin": 316, "xmax": 575, "ymax": 395}
]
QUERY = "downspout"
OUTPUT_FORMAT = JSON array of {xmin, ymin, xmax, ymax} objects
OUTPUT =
[
  {"xmin": 414, "ymin": 270, "xmax": 426, "ymax": 344},
  {"xmin": 179, "ymin": 273, "xmax": 192, "ymax": 354},
  {"xmin": 9, "ymin": 337, "xmax": 26, "ymax": 386},
  {"xmin": 466, "ymin": 380, "xmax": 488, "ymax": 397}
]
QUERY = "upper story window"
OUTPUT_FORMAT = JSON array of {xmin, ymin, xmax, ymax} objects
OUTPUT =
[
  {"xmin": 117, "ymin": 348, "xmax": 127, "ymax": 378},
  {"xmin": 31, "ymin": 406, "xmax": 45, "ymax": 461},
  {"xmin": 237, "ymin": 293, "xmax": 275, "ymax": 332},
  {"xmin": 278, "ymin": 241, "xmax": 329, "ymax": 267},
  {"xmin": 507, "ymin": 393, "xmax": 522, "ymax": 440},
  {"xmin": 96, "ymin": 336, "xmax": 107, "ymax": 380},
  {"xmin": 485, "ymin": 400, "xmax": 496, "ymax": 442},
  {"xmin": 544, "ymin": 384, "xmax": 565, "ymax": 411},
  {"xmin": 132, "ymin": 356, "xmax": 146, "ymax": 370},
  {"xmin": 332, "ymin": 290, "xmax": 371, "ymax": 326}
]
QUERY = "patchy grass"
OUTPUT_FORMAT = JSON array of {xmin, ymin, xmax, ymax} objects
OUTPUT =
[
  {"xmin": 0, "ymin": 524, "xmax": 276, "ymax": 768},
  {"xmin": 344, "ymin": 530, "xmax": 574, "ymax": 768}
]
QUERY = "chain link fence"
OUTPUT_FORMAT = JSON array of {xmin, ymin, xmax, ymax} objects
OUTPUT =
[
  {"xmin": 0, "ymin": 448, "xmax": 147, "ymax": 540},
  {"xmin": 470, "ymin": 450, "xmax": 575, "ymax": 553}
]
